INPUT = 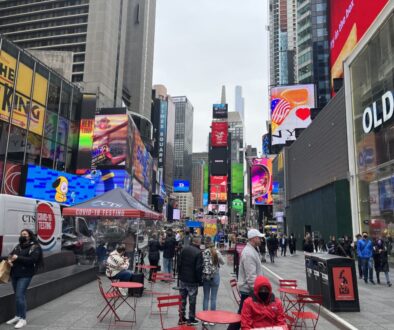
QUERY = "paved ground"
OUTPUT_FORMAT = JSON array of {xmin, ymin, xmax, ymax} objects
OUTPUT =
[{"xmin": 1, "ymin": 250, "xmax": 392, "ymax": 329}]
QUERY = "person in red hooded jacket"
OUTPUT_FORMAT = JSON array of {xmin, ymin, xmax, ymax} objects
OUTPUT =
[{"xmin": 241, "ymin": 275, "xmax": 287, "ymax": 329}]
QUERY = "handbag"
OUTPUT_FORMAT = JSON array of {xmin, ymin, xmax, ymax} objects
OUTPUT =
[{"xmin": 0, "ymin": 260, "xmax": 11, "ymax": 283}]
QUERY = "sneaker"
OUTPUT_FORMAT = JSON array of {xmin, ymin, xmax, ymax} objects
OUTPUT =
[
  {"xmin": 369, "ymin": 280, "xmax": 376, "ymax": 285},
  {"xmin": 364, "ymin": 279, "xmax": 368, "ymax": 284},
  {"xmin": 209, "ymin": 322, "xmax": 215, "ymax": 326},
  {"xmin": 6, "ymin": 317, "xmax": 20, "ymax": 325},
  {"xmin": 178, "ymin": 318, "xmax": 187, "ymax": 325},
  {"xmin": 388, "ymin": 282, "xmax": 392, "ymax": 287},
  {"xmin": 14, "ymin": 319, "xmax": 27, "ymax": 329},
  {"xmin": 187, "ymin": 318, "xmax": 199, "ymax": 326}
]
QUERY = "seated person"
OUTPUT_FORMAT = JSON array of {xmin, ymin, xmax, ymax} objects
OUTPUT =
[
  {"xmin": 106, "ymin": 244, "xmax": 132, "ymax": 281},
  {"xmin": 241, "ymin": 275, "xmax": 286, "ymax": 329}
]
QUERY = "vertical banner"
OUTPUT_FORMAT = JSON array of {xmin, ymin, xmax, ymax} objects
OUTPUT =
[
  {"xmin": 210, "ymin": 175, "xmax": 228, "ymax": 202},
  {"xmin": 332, "ymin": 267, "xmax": 355, "ymax": 301},
  {"xmin": 211, "ymin": 121, "xmax": 228, "ymax": 147}
]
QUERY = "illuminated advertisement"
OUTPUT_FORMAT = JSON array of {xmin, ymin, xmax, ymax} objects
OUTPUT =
[
  {"xmin": 212, "ymin": 103, "xmax": 228, "ymax": 119},
  {"xmin": 204, "ymin": 165, "xmax": 209, "ymax": 193},
  {"xmin": 173, "ymin": 180, "xmax": 190, "ymax": 192},
  {"xmin": 92, "ymin": 114, "xmax": 128, "ymax": 167},
  {"xmin": 132, "ymin": 178, "xmax": 149, "ymax": 206},
  {"xmin": 231, "ymin": 163, "xmax": 244, "ymax": 194},
  {"xmin": 24, "ymin": 164, "xmax": 95, "ymax": 205},
  {"xmin": 330, "ymin": 0, "xmax": 388, "ymax": 90},
  {"xmin": 203, "ymin": 193, "xmax": 209, "ymax": 207},
  {"xmin": 0, "ymin": 161, "xmax": 21, "ymax": 195},
  {"xmin": 270, "ymin": 84, "xmax": 315, "ymax": 145},
  {"xmin": 232, "ymin": 199, "xmax": 244, "ymax": 216},
  {"xmin": 209, "ymin": 147, "xmax": 228, "ymax": 176},
  {"xmin": 83, "ymin": 169, "xmax": 132, "ymax": 196},
  {"xmin": 132, "ymin": 123, "xmax": 153, "ymax": 189},
  {"xmin": 251, "ymin": 158, "xmax": 273, "ymax": 205},
  {"xmin": 210, "ymin": 175, "xmax": 227, "ymax": 202},
  {"xmin": 0, "ymin": 50, "xmax": 47, "ymax": 136},
  {"xmin": 211, "ymin": 121, "xmax": 228, "ymax": 147}
]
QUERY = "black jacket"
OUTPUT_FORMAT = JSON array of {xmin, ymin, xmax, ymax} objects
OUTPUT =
[
  {"xmin": 162, "ymin": 236, "xmax": 177, "ymax": 259},
  {"xmin": 9, "ymin": 242, "xmax": 42, "ymax": 278},
  {"xmin": 178, "ymin": 244, "xmax": 203, "ymax": 284},
  {"xmin": 303, "ymin": 240, "xmax": 314, "ymax": 253},
  {"xmin": 148, "ymin": 239, "xmax": 161, "ymax": 261}
]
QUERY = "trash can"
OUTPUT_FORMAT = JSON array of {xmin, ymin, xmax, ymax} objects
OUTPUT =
[
  {"xmin": 315, "ymin": 254, "xmax": 360, "ymax": 312},
  {"xmin": 305, "ymin": 254, "xmax": 321, "ymax": 295}
]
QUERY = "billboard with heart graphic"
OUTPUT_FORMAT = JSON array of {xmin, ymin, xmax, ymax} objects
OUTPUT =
[{"xmin": 270, "ymin": 84, "xmax": 315, "ymax": 145}]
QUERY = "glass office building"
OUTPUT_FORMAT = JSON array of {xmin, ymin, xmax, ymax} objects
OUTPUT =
[{"xmin": 0, "ymin": 37, "xmax": 81, "ymax": 194}]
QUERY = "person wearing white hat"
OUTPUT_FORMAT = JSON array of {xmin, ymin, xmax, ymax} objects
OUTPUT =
[{"xmin": 227, "ymin": 228, "xmax": 264, "ymax": 330}]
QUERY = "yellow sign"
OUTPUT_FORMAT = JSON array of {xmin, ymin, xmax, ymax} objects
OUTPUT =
[
  {"xmin": 204, "ymin": 223, "xmax": 217, "ymax": 237},
  {"xmin": 0, "ymin": 50, "xmax": 47, "ymax": 136}
]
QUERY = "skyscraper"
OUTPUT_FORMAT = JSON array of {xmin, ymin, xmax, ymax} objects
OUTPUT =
[
  {"xmin": 192, "ymin": 152, "xmax": 208, "ymax": 209},
  {"xmin": 234, "ymin": 86, "xmax": 245, "ymax": 122},
  {"xmin": 173, "ymin": 96, "xmax": 194, "ymax": 183},
  {"xmin": 228, "ymin": 112, "xmax": 244, "ymax": 163}
]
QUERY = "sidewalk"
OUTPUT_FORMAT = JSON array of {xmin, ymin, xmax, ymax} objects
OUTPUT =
[
  {"xmin": 0, "ymin": 253, "xmax": 339, "ymax": 330},
  {"xmin": 260, "ymin": 252, "xmax": 394, "ymax": 330}
]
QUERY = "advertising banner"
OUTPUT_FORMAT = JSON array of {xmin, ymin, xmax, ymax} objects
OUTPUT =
[
  {"xmin": 83, "ymin": 169, "xmax": 132, "ymax": 196},
  {"xmin": 332, "ymin": 267, "xmax": 355, "ymax": 301},
  {"xmin": 92, "ymin": 114, "xmax": 128, "ymax": 167},
  {"xmin": 173, "ymin": 180, "xmax": 190, "ymax": 192},
  {"xmin": 270, "ymin": 84, "xmax": 315, "ymax": 145},
  {"xmin": 0, "ymin": 50, "xmax": 47, "ymax": 136},
  {"xmin": 251, "ymin": 158, "xmax": 273, "ymax": 205},
  {"xmin": 132, "ymin": 123, "xmax": 153, "ymax": 189},
  {"xmin": 204, "ymin": 222, "xmax": 217, "ymax": 238},
  {"xmin": 232, "ymin": 199, "xmax": 244, "ymax": 216},
  {"xmin": 210, "ymin": 147, "xmax": 228, "ymax": 176},
  {"xmin": 212, "ymin": 103, "xmax": 228, "ymax": 119},
  {"xmin": 231, "ymin": 163, "xmax": 244, "ymax": 194},
  {"xmin": 330, "ymin": 0, "xmax": 389, "ymax": 90},
  {"xmin": 24, "ymin": 164, "xmax": 95, "ymax": 205},
  {"xmin": 211, "ymin": 121, "xmax": 228, "ymax": 147},
  {"xmin": 0, "ymin": 161, "xmax": 22, "ymax": 195},
  {"xmin": 210, "ymin": 175, "xmax": 227, "ymax": 202}
]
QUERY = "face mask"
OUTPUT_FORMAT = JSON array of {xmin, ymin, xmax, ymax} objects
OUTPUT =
[
  {"xmin": 363, "ymin": 235, "xmax": 368, "ymax": 239},
  {"xmin": 19, "ymin": 236, "xmax": 28, "ymax": 244},
  {"xmin": 258, "ymin": 292, "xmax": 270, "ymax": 302}
]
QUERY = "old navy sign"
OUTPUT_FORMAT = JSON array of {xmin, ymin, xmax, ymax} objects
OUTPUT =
[{"xmin": 362, "ymin": 91, "xmax": 394, "ymax": 134}]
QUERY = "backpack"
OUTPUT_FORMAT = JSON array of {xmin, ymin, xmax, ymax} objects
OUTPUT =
[{"xmin": 202, "ymin": 249, "xmax": 217, "ymax": 280}]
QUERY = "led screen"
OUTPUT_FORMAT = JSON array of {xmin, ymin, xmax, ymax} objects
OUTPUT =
[
  {"xmin": 212, "ymin": 103, "xmax": 228, "ymax": 119},
  {"xmin": 173, "ymin": 180, "xmax": 190, "ymax": 192},
  {"xmin": 231, "ymin": 163, "xmax": 244, "ymax": 194},
  {"xmin": 210, "ymin": 147, "xmax": 228, "ymax": 176},
  {"xmin": 210, "ymin": 175, "xmax": 227, "ymax": 202},
  {"xmin": 251, "ymin": 158, "xmax": 273, "ymax": 205},
  {"xmin": 211, "ymin": 121, "xmax": 228, "ymax": 147}
]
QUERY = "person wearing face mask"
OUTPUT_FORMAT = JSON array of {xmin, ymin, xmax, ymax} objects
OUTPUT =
[
  {"xmin": 1, "ymin": 229, "xmax": 43, "ymax": 329},
  {"xmin": 241, "ymin": 275, "xmax": 286, "ymax": 329},
  {"xmin": 357, "ymin": 232, "xmax": 375, "ymax": 284},
  {"xmin": 373, "ymin": 239, "xmax": 391, "ymax": 287}
]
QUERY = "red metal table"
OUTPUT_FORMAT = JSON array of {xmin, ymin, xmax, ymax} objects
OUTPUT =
[
  {"xmin": 251, "ymin": 326, "xmax": 289, "ymax": 330},
  {"xmin": 278, "ymin": 287, "xmax": 308, "ymax": 313},
  {"xmin": 196, "ymin": 310, "xmax": 241, "ymax": 329},
  {"xmin": 111, "ymin": 282, "xmax": 143, "ymax": 324},
  {"xmin": 135, "ymin": 264, "xmax": 158, "ymax": 280}
]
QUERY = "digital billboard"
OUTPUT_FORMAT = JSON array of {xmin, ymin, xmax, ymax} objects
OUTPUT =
[
  {"xmin": 210, "ymin": 175, "xmax": 227, "ymax": 202},
  {"xmin": 92, "ymin": 114, "xmax": 128, "ymax": 167},
  {"xmin": 251, "ymin": 158, "xmax": 273, "ymax": 205},
  {"xmin": 210, "ymin": 147, "xmax": 228, "ymax": 176},
  {"xmin": 83, "ymin": 169, "xmax": 132, "ymax": 196},
  {"xmin": 232, "ymin": 199, "xmax": 244, "ymax": 216},
  {"xmin": 330, "ymin": 0, "xmax": 389, "ymax": 91},
  {"xmin": 231, "ymin": 163, "xmax": 244, "ymax": 194},
  {"xmin": 203, "ymin": 193, "xmax": 209, "ymax": 206},
  {"xmin": 173, "ymin": 180, "xmax": 190, "ymax": 192},
  {"xmin": 270, "ymin": 84, "xmax": 315, "ymax": 145},
  {"xmin": 204, "ymin": 164, "xmax": 209, "ymax": 193},
  {"xmin": 211, "ymin": 121, "xmax": 228, "ymax": 147},
  {"xmin": 0, "ymin": 161, "xmax": 22, "ymax": 195},
  {"xmin": 158, "ymin": 101, "xmax": 168, "ymax": 168},
  {"xmin": 212, "ymin": 104, "xmax": 228, "ymax": 119},
  {"xmin": 132, "ymin": 122, "xmax": 153, "ymax": 189},
  {"xmin": 24, "ymin": 164, "xmax": 95, "ymax": 205}
]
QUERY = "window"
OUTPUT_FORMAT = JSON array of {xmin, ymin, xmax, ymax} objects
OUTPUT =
[{"xmin": 7, "ymin": 125, "xmax": 27, "ymax": 164}]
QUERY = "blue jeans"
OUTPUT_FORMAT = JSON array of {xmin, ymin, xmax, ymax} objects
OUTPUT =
[
  {"xmin": 11, "ymin": 276, "xmax": 32, "ymax": 319},
  {"xmin": 163, "ymin": 257, "xmax": 173, "ymax": 274},
  {"xmin": 111, "ymin": 270, "xmax": 132, "ymax": 281},
  {"xmin": 360, "ymin": 257, "xmax": 373, "ymax": 281},
  {"xmin": 203, "ymin": 272, "xmax": 220, "ymax": 311}
]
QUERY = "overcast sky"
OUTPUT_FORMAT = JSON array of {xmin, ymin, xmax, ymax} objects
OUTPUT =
[{"xmin": 153, "ymin": 0, "xmax": 269, "ymax": 153}]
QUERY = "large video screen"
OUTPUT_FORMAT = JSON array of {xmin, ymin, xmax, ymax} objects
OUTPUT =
[
  {"xmin": 212, "ymin": 104, "xmax": 228, "ymax": 119},
  {"xmin": 270, "ymin": 84, "xmax": 315, "ymax": 145},
  {"xmin": 211, "ymin": 121, "xmax": 228, "ymax": 147},
  {"xmin": 173, "ymin": 180, "xmax": 190, "ymax": 192},
  {"xmin": 251, "ymin": 158, "xmax": 273, "ymax": 205},
  {"xmin": 330, "ymin": 0, "xmax": 388, "ymax": 91},
  {"xmin": 132, "ymin": 121, "xmax": 153, "ymax": 189},
  {"xmin": 210, "ymin": 175, "xmax": 227, "ymax": 202},
  {"xmin": 231, "ymin": 163, "xmax": 244, "ymax": 194},
  {"xmin": 210, "ymin": 147, "xmax": 228, "ymax": 176}
]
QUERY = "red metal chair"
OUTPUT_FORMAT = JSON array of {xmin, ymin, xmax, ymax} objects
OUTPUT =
[
  {"xmin": 288, "ymin": 294, "xmax": 323, "ymax": 329},
  {"xmin": 279, "ymin": 279, "xmax": 298, "ymax": 288},
  {"xmin": 96, "ymin": 276, "xmax": 122, "ymax": 322},
  {"xmin": 229, "ymin": 279, "xmax": 241, "ymax": 306},
  {"xmin": 157, "ymin": 295, "xmax": 196, "ymax": 330},
  {"xmin": 146, "ymin": 272, "xmax": 173, "ymax": 313}
]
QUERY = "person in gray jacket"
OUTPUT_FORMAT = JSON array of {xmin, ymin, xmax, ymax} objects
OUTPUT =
[{"xmin": 228, "ymin": 228, "xmax": 263, "ymax": 330}]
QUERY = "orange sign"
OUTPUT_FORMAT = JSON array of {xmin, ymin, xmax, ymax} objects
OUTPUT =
[{"xmin": 332, "ymin": 267, "xmax": 355, "ymax": 301}]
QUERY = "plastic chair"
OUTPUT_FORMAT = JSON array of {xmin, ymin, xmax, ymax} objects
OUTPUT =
[
  {"xmin": 289, "ymin": 294, "xmax": 323, "ymax": 329},
  {"xmin": 96, "ymin": 276, "xmax": 122, "ymax": 322},
  {"xmin": 229, "ymin": 279, "xmax": 241, "ymax": 306},
  {"xmin": 157, "ymin": 295, "xmax": 196, "ymax": 330}
]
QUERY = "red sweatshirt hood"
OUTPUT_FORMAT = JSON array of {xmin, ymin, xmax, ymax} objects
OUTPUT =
[{"xmin": 254, "ymin": 275, "xmax": 272, "ymax": 303}]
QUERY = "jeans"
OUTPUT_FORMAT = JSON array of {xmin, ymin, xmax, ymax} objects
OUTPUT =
[
  {"xmin": 360, "ymin": 257, "xmax": 373, "ymax": 281},
  {"xmin": 163, "ymin": 257, "xmax": 173, "ymax": 274},
  {"xmin": 203, "ymin": 272, "xmax": 220, "ymax": 311},
  {"xmin": 11, "ymin": 276, "xmax": 32, "ymax": 320},
  {"xmin": 376, "ymin": 271, "xmax": 391, "ymax": 284},
  {"xmin": 111, "ymin": 270, "xmax": 132, "ymax": 281},
  {"xmin": 357, "ymin": 257, "xmax": 363, "ymax": 278},
  {"xmin": 179, "ymin": 281, "xmax": 198, "ymax": 321},
  {"xmin": 281, "ymin": 246, "xmax": 287, "ymax": 256}
]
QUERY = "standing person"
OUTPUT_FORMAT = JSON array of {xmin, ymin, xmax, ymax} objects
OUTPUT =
[
  {"xmin": 147, "ymin": 234, "xmax": 161, "ymax": 281},
  {"xmin": 161, "ymin": 229, "xmax": 177, "ymax": 274},
  {"xmin": 335, "ymin": 238, "xmax": 348, "ymax": 257},
  {"xmin": 201, "ymin": 237, "xmax": 225, "ymax": 325},
  {"xmin": 357, "ymin": 232, "xmax": 375, "ymax": 284},
  {"xmin": 273, "ymin": 233, "xmax": 279, "ymax": 257},
  {"xmin": 288, "ymin": 233, "xmax": 296, "ymax": 255},
  {"xmin": 227, "ymin": 228, "xmax": 264, "ymax": 330},
  {"xmin": 1, "ymin": 229, "xmax": 43, "ymax": 329},
  {"xmin": 373, "ymin": 239, "xmax": 391, "ymax": 287},
  {"xmin": 355, "ymin": 234, "xmax": 363, "ymax": 279},
  {"xmin": 178, "ymin": 236, "xmax": 203, "ymax": 326},
  {"xmin": 183, "ymin": 229, "xmax": 191, "ymax": 247},
  {"xmin": 267, "ymin": 233, "xmax": 276, "ymax": 263},
  {"xmin": 279, "ymin": 235, "xmax": 288, "ymax": 257},
  {"xmin": 303, "ymin": 233, "xmax": 314, "ymax": 253},
  {"xmin": 327, "ymin": 236, "xmax": 338, "ymax": 255},
  {"xmin": 122, "ymin": 229, "xmax": 136, "ymax": 270},
  {"xmin": 343, "ymin": 236, "xmax": 353, "ymax": 258},
  {"xmin": 260, "ymin": 235, "xmax": 267, "ymax": 262}
]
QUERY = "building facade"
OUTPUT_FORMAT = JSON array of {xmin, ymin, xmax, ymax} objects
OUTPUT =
[
  {"xmin": 173, "ymin": 96, "xmax": 194, "ymax": 183},
  {"xmin": 234, "ymin": 86, "xmax": 244, "ymax": 122},
  {"xmin": 192, "ymin": 152, "xmax": 208, "ymax": 210},
  {"xmin": 228, "ymin": 111, "xmax": 243, "ymax": 163},
  {"xmin": 174, "ymin": 192, "xmax": 194, "ymax": 219}
]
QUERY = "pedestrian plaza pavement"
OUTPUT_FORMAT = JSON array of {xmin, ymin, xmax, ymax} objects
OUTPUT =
[{"xmin": 2, "ymin": 250, "xmax": 392, "ymax": 329}]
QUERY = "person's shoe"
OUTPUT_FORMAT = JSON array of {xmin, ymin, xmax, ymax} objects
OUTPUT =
[
  {"xmin": 187, "ymin": 318, "xmax": 199, "ymax": 326},
  {"xmin": 202, "ymin": 321, "xmax": 209, "ymax": 326},
  {"xmin": 14, "ymin": 319, "xmax": 27, "ymax": 329},
  {"xmin": 6, "ymin": 317, "xmax": 20, "ymax": 325},
  {"xmin": 209, "ymin": 322, "xmax": 215, "ymax": 326},
  {"xmin": 388, "ymin": 282, "xmax": 392, "ymax": 287},
  {"xmin": 377, "ymin": 278, "xmax": 381, "ymax": 284},
  {"xmin": 178, "ymin": 318, "xmax": 187, "ymax": 325},
  {"xmin": 369, "ymin": 280, "xmax": 376, "ymax": 285},
  {"xmin": 364, "ymin": 279, "xmax": 368, "ymax": 284}
]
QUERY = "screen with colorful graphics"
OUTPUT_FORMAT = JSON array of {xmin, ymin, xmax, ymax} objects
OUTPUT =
[
  {"xmin": 132, "ymin": 122, "xmax": 153, "ymax": 190},
  {"xmin": 231, "ymin": 163, "xmax": 244, "ymax": 194},
  {"xmin": 251, "ymin": 158, "xmax": 273, "ymax": 205},
  {"xmin": 211, "ymin": 121, "xmax": 228, "ymax": 147},
  {"xmin": 210, "ymin": 175, "xmax": 227, "ymax": 202},
  {"xmin": 24, "ymin": 164, "xmax": 95, "ymax": 205},
  {"xmin": 330, "ymin": 0, "xmax": 388, "ymax": 91},
  {"xmin": 82, "ymin": 169, "xmax": 132, "ymax": 196},
  {"xmin": 270, "ymin": 84, "xmax": 315, "ymax": 145},
  {"xmin": 173, "ymin": 180, "xmax": 190, "ymax": 192}
]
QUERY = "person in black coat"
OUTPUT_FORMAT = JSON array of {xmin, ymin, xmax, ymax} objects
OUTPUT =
[
  {"xmin": 303, "ymin": 234, "xmax": 314, "ymax": 253},
  {"xmin": 279, "ymin": 235, "xmax": 288, "ymax": 257},
  {"xmin": 288, "ymin": 234, "xmax": 296, "ymax": 255},
  {"xmin": 148, "ymin": 234, "xmax": 161, "ymax": 280},
  {"xmin": 161, "ymin": 230, "xmax": 177, "ymax": 274},
  {"xmin": 1, "ymin": 229, "xmax": 43, "ymax": 328},
  {"xmin": 373, "ymin": 239, "xmax": 391, "ymax": 286},
  {"xmin": 267, "ymin": 234, "xmax": 277, "ymax": 263}
]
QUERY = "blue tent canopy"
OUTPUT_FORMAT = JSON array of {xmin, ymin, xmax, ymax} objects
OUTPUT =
[{"xmin": 185, "ymin": 220, "xmax": 202, "ymax": 228}]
